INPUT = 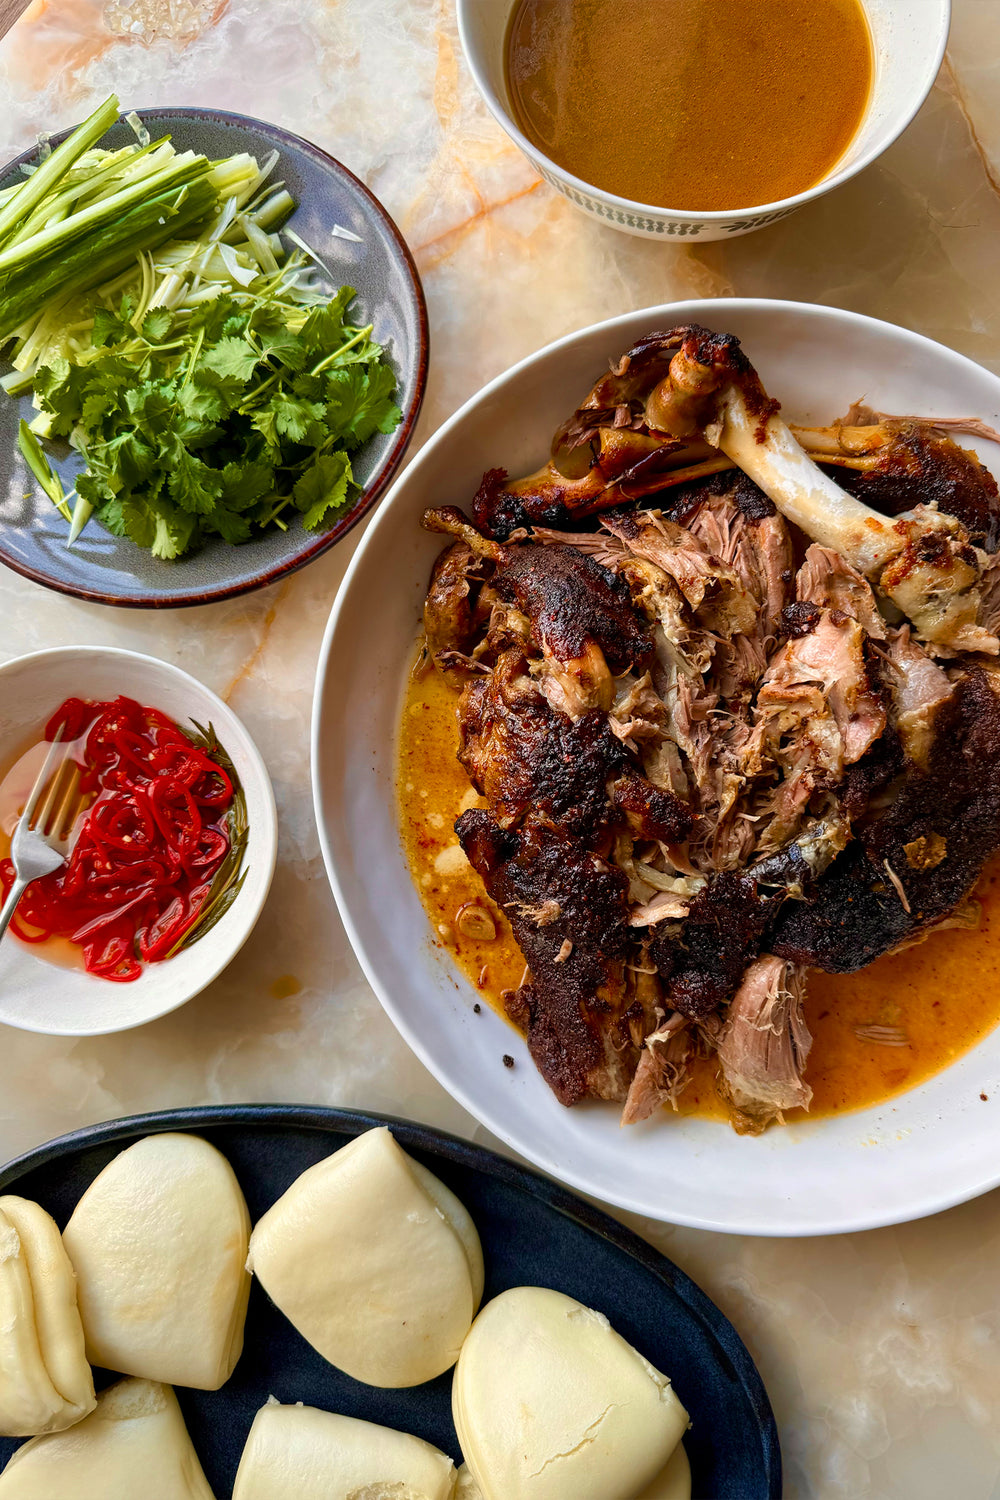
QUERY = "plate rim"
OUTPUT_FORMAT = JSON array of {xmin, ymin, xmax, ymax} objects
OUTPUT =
[
  {"xmin": 0, "ymin": 1101, "xmax": 781, "ymax": 1497},
  {"xmin": 0, "ymin": 106, "xmax": 429, "ymax": 609},
  {"xmin": 311, "ymin": 295, "xmax": 1000, "ymax": 1237}
]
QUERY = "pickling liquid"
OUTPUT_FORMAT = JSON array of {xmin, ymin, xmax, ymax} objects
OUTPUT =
[
  {"xmin": 506, "ymin": 0, "xmax": 874, "ymax": 212},
  {"xmin": 398, "ymin": 660, "xmax": 1000, "ymax": 1125},
  {"xmin": 0, "ymin": 735, "xmax": 93, "ymax": 971}
]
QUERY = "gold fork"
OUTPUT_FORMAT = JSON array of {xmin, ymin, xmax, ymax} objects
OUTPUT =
[{"xmin": 0, "ymin": 730, "xmax": 86, "ymax": 945}]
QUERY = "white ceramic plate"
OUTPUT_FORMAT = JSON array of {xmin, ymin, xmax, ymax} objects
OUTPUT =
[
  {"xmin": 312, "ymin": 299, "xmax": 1000, "ymax": 1235},
  {"xmin": 0, "ymin": 646, "xmax": 277, "ymax": 1034}
]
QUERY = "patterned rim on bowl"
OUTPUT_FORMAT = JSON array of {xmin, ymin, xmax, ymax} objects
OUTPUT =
[{"xmin": 0, "ymin": 107, "xmax": 430, "ymax": 609}]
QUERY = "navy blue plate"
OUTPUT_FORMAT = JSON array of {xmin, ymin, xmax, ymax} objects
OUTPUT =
[
  {"xmin": 0, "ymin": 109, "xmax": 428, "ymax": 608},
  {"xmin": 0, "ymin": 1106, "xmax": 780, "ymax": 1498}
]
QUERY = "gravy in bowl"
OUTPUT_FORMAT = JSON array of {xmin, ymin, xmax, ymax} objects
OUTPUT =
[{"xmin": 506, "ymin": 0, "xmax": 873, "ymax": 212}]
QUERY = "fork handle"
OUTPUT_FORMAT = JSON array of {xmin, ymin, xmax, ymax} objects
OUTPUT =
[{"xmin": 0, "ymin": 876, "xmax": 29, "ymax": 945}]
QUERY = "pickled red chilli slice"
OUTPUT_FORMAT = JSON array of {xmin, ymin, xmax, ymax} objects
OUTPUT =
[{"xmin": 0, "ymin": 694, "xmax": 238, "ymax": 983}]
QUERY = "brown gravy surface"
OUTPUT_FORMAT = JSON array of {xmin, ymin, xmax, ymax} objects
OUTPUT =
[
  {"xmin": 398, "ymin": 660, "xmax": 1000, "ymax": 1125},
  {"xmin": 506, "ymin": 0, "xmax": 873, "ymax": 212}
]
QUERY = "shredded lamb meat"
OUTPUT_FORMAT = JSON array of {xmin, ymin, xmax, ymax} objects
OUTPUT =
[{"xmin": 419, "ymin": 325, "xmax": 1000, "ymax": 1132}]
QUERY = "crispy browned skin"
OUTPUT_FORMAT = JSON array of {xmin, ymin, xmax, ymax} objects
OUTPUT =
[
  {"xmin": 651, "ymin": 871, "xmax": 776, "ymax": 1020},
  {"xmin": 826, "ymin": 425, "xmax": 1000, "ymax": 553},
  {"xmin": 493, "ymin": 544, "xmax": 651, "ymax": 672},
  {"xmin": 611, "ymin": 772, "xmax": 694, "ymax": 843},
  {"xmin": 457, "ymin": 811, "xmax": 636, "ymax": 1105},
  {"xmin": 458, "ymin": 649, "xmax": 628, "ymax": 837},
  {"xmin": 773, "ymin": 670, "xmax": 1000, "ymax": 970}
]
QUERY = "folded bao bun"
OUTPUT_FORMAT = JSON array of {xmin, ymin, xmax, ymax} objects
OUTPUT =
[
  {"xmin": 0, "ymin": 1378, "xmax": 214, "ymax": 1499},
  {"xmin": 456, "ymin": 1444, "xmax": 690, "ymax": 1500},
  {"xmin": 635, "ymin": 1442, "xmax": 691, "ymax": 1500},
  {"xmin": 247, "ymin": 1127, "xmax": 483, "ymax": 1387},
  {"xmin": 453, "ymin": 1287, "xmax": 689, "ymax": 1500},
  {"xmin": 232, "ymin": 1403, "xmax": 456, "ymax": 1500},
  {"xmin": 62, "ymin": 1133, "xmax": 250, "ymax": 1390},
  {"xmin": 0, "ymin": 1197, "xmax": 95, "ymax": 1437}
]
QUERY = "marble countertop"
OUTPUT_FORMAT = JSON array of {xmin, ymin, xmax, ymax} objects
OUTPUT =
[{"xmin": 3, "ymin": 2, "xmax": 1000, "ymax": 1495}]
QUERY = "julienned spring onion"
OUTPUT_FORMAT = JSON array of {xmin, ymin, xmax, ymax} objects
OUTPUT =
[{"xmin": 0, "ymin": 95, "xmax": 402, "ymax": 559}]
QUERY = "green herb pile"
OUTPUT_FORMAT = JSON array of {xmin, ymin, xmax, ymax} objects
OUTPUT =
[{"xmin": 0, "ymin": 95, "xmax": 401, "ymax": 558}]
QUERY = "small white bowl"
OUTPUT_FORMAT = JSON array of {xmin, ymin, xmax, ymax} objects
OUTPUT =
[
  {"xmin": 313, "ymin": 297, "xmax": 1000, "ymax": 1234},
  {"xmin": 0, "ymin": 646, "xmax": 277, "ymax": 1035},
  {"xmin": 457, "ymin": 0, "xmax": 950, "ymax": 241}
]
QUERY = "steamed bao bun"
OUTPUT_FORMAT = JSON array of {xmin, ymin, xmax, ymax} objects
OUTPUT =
[
  {"xmin": 0, "ymin": 1196, "xmax": 95, "ymax": 1437},
  {"xmin": 247, "ymin": 1127, "xmax": 484, "ymax": 1387},
  {"xmin": 0, "ymin": 1378, "xmax": 214, "ymax": 1499},
  {"xmin": 453, "ymin": 1287, "xmax": 689, "ymax": 1500},
  {"xmin": 233, "ymin": 1404, "xmax": 456, "ymax": 1500},
  {"xmin": 455, "ymin": 1451, "xmax": 691, "ymax": 1500},
  {"xmin": 62, "ymin": 1133, "xmax": 251, "ymax": 1391}
]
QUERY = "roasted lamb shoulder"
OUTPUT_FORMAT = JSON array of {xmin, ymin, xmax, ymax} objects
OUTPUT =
[{"xmin": 418, "ymin": 326, "xmax": 1000, "ymax": 1132}]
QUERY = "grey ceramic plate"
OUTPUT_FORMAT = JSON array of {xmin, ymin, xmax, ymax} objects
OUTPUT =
[{"xmin": 0, "ymin": 108, "xmax": 428, "ymax": 607}]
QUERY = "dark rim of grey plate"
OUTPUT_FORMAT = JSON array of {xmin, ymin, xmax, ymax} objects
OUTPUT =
[
  {"xmin": 0, "ymin": 1102, "xmax": 781, "ymax": 1496},
  {"xmin": 0, "ymin": 107, "xmax": 429, "ymax": 609}
]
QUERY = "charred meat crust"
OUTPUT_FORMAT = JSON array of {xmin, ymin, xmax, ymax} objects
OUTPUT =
[
  {"xmin": 653, "ymin": 871, "xmax": 779, "ymax": 1019},
  {"xmin": 773, "ymin": 671, "xmax": 1000, "ymax": 970},
  {"xmin": 458, "ymin": 660, "xmax": 629, "ymax": 837},
  {"xmin": 456, "ymin": 811, "xmax": 633, "ymax": 1106},
  {"xmin": 780, "ymin": 600, "xmax": 821, "ymax": 639},
  {"xmin": 611, "ymin": 772, "xmax": 694, "ymax": 843},
  {"xmin": 493, "ymin": 544, "xmax": 652, "ymax": 671},
  {"xmin": 473, "ymin": 467, "xmax": 576, "ymax": 539},
  {"xmin": 832, "ymin": 429, "xmax": 1000, "ymax": 553}
]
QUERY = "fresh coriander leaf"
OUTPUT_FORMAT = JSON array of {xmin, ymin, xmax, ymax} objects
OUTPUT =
[
  {"xmin": 75, "ymin": 469, "xmax": 118, "ymax": 509},
  {"xmin": 330, "ymin": 339, "xmax": 386, "ymax": 368},
  {"xmin": 248, "ymin": 304, "xmax": 307, "ymax": 369},
  {"xmin": 297, "ymin": 288, "xmax": 355, "ymax": 361},
  {"xmin": 188, "ymin": 294, "xmax": 244, "ymax": 343},
  {"xmin": 90, "ymin": 430, "xmax": 156, "ymax": 489},
  {"xmin": 32, "ymin": 359, "xmax": 88, "ymax": 434},
  {"xmin": 165, "ymin": 442, "xmax": 225, "ymax": 515},
  {"xmin": 177, "ymin": 380, "xmax": 228, "ymax": 425},
  {"xmin": 79, "ymin": 381, "xmax": 126, "ymax": 436},
  {"xmin": 151, "ymin": 502, "xmax": 197, "ymax": 559},
  {"xmin": 141, "ymin": 308, "xmax": 173, "ymax": 341},
  {"xmin": 125, "ymin": 382, "xmax": 176, "ymax": 440},
  {"xmin": 323, "ymin": 362, "xmax": 401, "ymax": 447},
  {"xmin": 99, "ymin": 493, "xmax": 154, "ymax": 545},
  {"xmin": 200, "ymin": 335, "xmax": 261, "ymax": 383},
  {"xmin": 92, "ymin": 305, "xmax": 130, "ymax": 347},
  {"xmin": 293, "ymin": 450, "xmax": 354, "ymax": 530},
  {"xmin": 203, "ymin": 506, "xmax": 253, "ymax": 544},
  {"xmin": 250, "ymin": 406, "xmax": 281, "ymax": 450},
  {"xmin": 191, "ymin": 364, "xmax": 247, "ymax": 417},
  {"xmin": 270, "ymin": 394, "xmax": 325, "ymax": 444},
  {"xmin": 218, "ymin": 459, "xmax": 275, "ymax": 512}
]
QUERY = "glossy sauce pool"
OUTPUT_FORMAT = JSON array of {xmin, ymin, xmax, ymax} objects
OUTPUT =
[
  {"xmin": 505, "ymin": 0, "xmax": 874, "ymax": 212},
  {"xmin": 398, "ymin": 661, "xmax": 1000, "ymax": 1125}
]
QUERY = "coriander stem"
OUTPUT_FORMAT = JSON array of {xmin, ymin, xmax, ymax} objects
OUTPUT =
[
  {"xmin": 181, "ymin": 326, "xmax": 204, "ymax": 389},
  {"xmin": 309, "ymin": 323, "xmax": 372, "ymax": 376}
]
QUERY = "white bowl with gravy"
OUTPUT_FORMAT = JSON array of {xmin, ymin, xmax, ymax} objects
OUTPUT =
[{"xmin": 457, "ymin": 0, "xmax": 950, "ymax": 241}]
